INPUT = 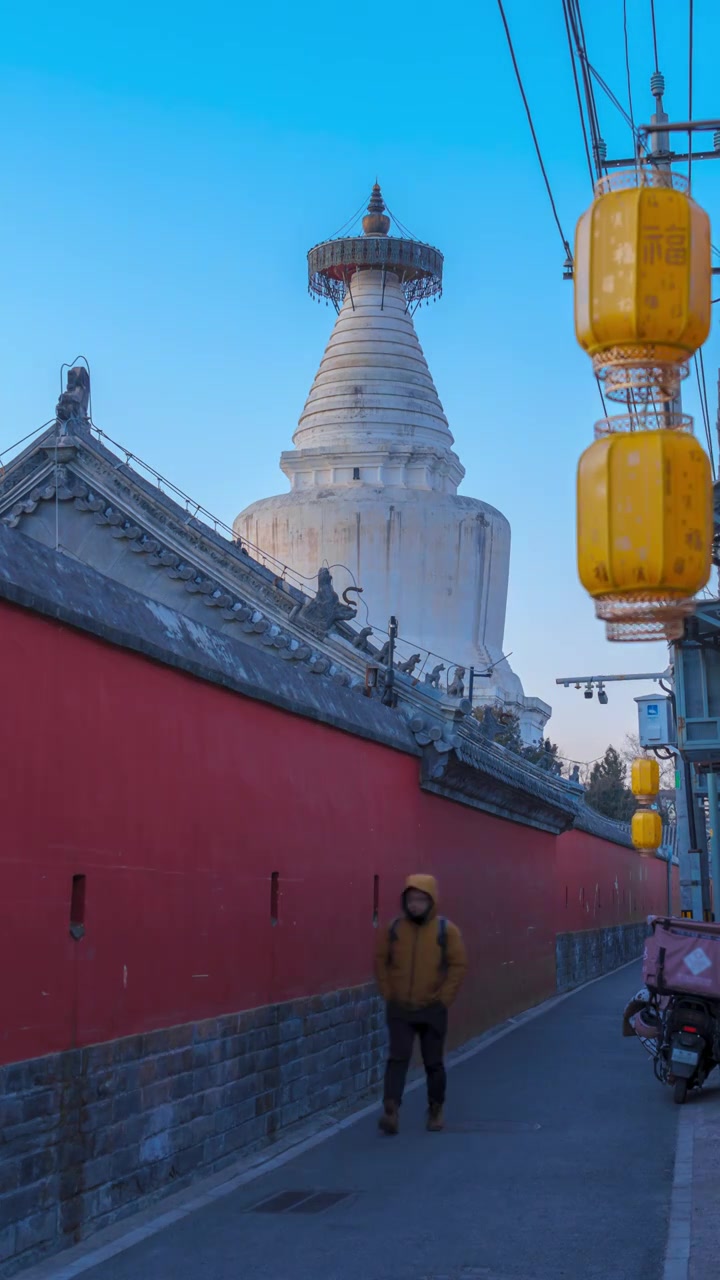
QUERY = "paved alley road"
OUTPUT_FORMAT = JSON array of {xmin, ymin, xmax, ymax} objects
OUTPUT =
[{"xmin": 43, "ymin": 966, "xmax": 681, "ymax": 1280}]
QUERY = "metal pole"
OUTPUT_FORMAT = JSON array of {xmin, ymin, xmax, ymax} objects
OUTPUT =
[
  {"xmin": 468, "ymin": 666, "xmax": 475, "ymax": 705},
  {"xmin": 674, "ymin": 751, "xmax": 694, "ymax": 913},
  {"xmin": 645, "ymin": 80, "xmax": 710, "ymax": 917},
  {"xmin": 382, "ymin": 616, "xmax": 398, "ymax": 708},
  {"xmin": 555, "ymin": 669, "xmax": 670, "ymax": 686},
  {"xmin": 707, "ymin": 771, "xmax": 720, "ymax": 920},
  {"xmin": 684, "ymin": 758, "xmax": 698, "ymax": 848}
]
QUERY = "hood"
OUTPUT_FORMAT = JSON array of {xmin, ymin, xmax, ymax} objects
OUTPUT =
[{"xmin": 403, "ymin": 873, "xmax": 438, "ymax": 920}]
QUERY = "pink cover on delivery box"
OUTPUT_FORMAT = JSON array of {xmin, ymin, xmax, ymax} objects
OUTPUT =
[{"xmin": 643, "ymin": 917, "xmax": 720, "ymax": 998}]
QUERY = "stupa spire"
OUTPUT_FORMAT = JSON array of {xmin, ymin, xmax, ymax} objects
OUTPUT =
[
  {"xmin": 294, "ymin": 185, "xmax": 456, "ymax": 467},
  {"xmin": 307, "ymin": 184, "xmax": 443, "ymax": 311},
  {"xmin": 362, "ymin": 182, "xmax": 391, "ymax": 236}
]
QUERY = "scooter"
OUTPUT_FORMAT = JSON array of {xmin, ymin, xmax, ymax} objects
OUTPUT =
[
  {"xmin": 662, "ymin": 995, "xmax": 718, "ymax": 1104},
  {"xmin": 624, "ymin": 916, "xmax": 720, "ymax": 1104}
]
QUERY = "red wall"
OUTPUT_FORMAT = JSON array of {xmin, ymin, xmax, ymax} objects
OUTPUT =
[{"xmin": 0, "ymin": 600, "xmax": 674, "ymax": 1065}]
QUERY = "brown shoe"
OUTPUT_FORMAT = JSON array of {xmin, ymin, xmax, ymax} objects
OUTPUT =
[
  {"xmin": 426, "ymin": 1103, "xmax": 444, "ymax": 1132},
  {"xmin": 378, "ymin": 1101, "xmax": 399, "ymax": 1136}
]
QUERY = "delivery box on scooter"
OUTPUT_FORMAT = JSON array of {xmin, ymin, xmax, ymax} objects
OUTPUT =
[{"xmin": 643, "ymin": 917, "xmax": 720, "ymax": 999}]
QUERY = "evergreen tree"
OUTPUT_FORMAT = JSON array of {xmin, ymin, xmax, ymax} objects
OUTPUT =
[
  {"xmin": 584, "ymin": 746, "xmax": 636, "ymax": 822},
  {"xmin": 473, "ymin": 707, "xmax": 524, "ymax": 753},
  {"xmin": 523, "ymin": 737, "xmax": 562, "ymax": 774},
  {"xmin": 473, "ymin": 708, "xmax": 564, "ymax": 775}
]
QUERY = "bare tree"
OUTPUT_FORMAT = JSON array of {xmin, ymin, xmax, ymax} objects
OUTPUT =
[{"xmin": 622, "ymin": 733, "xmax": 675, "ymax": 790}]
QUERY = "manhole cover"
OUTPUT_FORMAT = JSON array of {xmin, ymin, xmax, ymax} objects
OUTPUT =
[
  {"xmin": 250, "ymin": 1189, "xmax": 352, "ymax": 1215},
  {"xmin": 252, "ymin": 1191, "xmax": 313, "ymax": 1214},
  {"xmin": 291, "ymin": 1191, "xmax": 352, "ymax": 1214},
  {"xmin": 443, "ymin": 1120, "xmax": 542, "ymax": 1134}
]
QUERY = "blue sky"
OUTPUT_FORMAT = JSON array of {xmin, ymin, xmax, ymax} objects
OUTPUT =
[{"xmin": 2, "ymin": 0, "xmax": 718, "ymax": 765}]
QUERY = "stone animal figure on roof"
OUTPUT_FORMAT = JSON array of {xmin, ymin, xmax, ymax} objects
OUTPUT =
[
  {"xmin": 424, "ymin": 663, "xmax": 445, "ymax": 689},
  {"xmin": 448, "ymin": 666, "xmax": 465, "ymax": 697},
  {"xmin": 397, "ymin": 653, "xmax": 421, "ymax": 676},
  {"xmin": 298, "ymin": 567, "xmax": 358, "ymax": 633},
  {"xmin": 56, "ymin": 367, "xmax": 90, "ymax": 424},
  {"xmin": 352, "ymin": 625, "xmax": 374, "ymax": 652}
]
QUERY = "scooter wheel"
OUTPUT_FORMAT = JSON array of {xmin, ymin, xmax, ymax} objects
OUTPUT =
[{"xmin": 673, "ymin": 1079, "xmax": 689, "ymax": 1105}]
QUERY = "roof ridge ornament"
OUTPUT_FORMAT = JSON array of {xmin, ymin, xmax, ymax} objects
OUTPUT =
[{"xmin": 56, "ymin": 366, "xmax": 91, "ymax": 427}]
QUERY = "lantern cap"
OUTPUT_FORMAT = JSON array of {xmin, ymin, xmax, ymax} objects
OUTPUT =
[
  {"xmin": 594, "ymin": 166, "xmax": 689, "ymax": 197},
  {"xmin": 593, "ymin": 410, "xmax": 693, "ymax": 439}
]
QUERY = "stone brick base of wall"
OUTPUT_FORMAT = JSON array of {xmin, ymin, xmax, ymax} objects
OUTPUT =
[
  {"xmin": 555, "ymin": 922, "xmax": 649, "ymax": 993},
  {"xmin": 0, "ymin": 984, "xmax": 385, "ymax": 1277}
]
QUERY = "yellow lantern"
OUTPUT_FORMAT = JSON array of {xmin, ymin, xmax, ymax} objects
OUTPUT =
[
  {"xmin": 575, "ymin": 169, "xmax": 711, "ymax": 394},
  {"xmin": 632, "ymin": 808, "xmax": 663, "ymax": 855},
  {"xmin": 631, "ymin": 756, "xmax": 660, "ymax": 800},
  {"xmin": 577, "ymin": 428, "xmax": 712, "ymax": 640},
  {"xmin": 573, "ymin": 167, "xmax": 713, "ymax": 640}
]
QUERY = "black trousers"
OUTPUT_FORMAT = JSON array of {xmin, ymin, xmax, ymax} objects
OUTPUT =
[{"xmin": 384, "ymin": 1002, "xmax": 448, "ymax": 1106}]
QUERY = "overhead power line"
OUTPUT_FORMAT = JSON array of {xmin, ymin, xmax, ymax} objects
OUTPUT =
[
  {"xmin": 623, "ymin": 0, "xmax": 636, "ymax": 147},
  {"xmin": 650, "ymin": 0, "xmax": 660, "ymax": 74},
  {"xmin": 688, "ymin": 0, "xmax": 695, "ymax": 188},
  {"xmin": 565, "ymin": 0, "xmax": 607, "ymax": 180},
  {"xmin": 560, "ymin": 0, "xmax": 612, "ymax": 418},
  {"xmin": 564, "ymin": 0, "xmax": 651, "ymax": 163},
  {"xmin": 694, "ymin": 356, "xmax": 712, "ymax": 466},
  {"xmin": 496, "ymin": 0, "xmax": 572, "ymax": 262},
  {"xmin": 562, "ymin": 0, "xmax": 595, "ymax": 186},
  {"xmin": 588, "ymin": 62, "xmax": 638, "ymax": 141}
]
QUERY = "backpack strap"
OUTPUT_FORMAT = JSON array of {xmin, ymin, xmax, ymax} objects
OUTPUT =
[
  {"xmin": 387, "ymin": 917, "xmax": 402, "ymax": 967},
  {"xmin": 387, "ymin": 915, "xmax": 449, "ymax": 973},
  {"xmin": 437, "ymin": 917, "xmax": 449, "ymax": 973}
]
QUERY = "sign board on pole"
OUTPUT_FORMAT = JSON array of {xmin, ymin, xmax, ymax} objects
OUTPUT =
[{"xmin": 636, "ymin": 695, "xmax": 675, "ymax": 748}]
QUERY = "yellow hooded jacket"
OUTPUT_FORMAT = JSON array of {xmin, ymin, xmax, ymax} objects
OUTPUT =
[{"xmin": 374, "ymin": 874, "xmax": 467, "ymax": 1009}]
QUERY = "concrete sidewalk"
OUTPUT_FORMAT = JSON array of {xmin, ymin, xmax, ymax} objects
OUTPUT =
[
  {"xmin": 686, "ymin": 1080, "xmax": 720, "ymax": 1279},
  {"xmin": 20, "ymin": 962, "xmax": 704, "ymax": 1280}
]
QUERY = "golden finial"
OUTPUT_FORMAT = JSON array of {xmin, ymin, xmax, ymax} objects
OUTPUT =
[{"xmin": 362, "ymin": 182, "xmax": 391, "ymax": 236}]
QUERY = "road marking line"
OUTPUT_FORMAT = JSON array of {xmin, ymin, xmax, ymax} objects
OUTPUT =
[
  {"xmin": 663, "ymin": 1103, "xmax": 696, "ymax": 1280},
  {"xmin": 21, "ymin": 956, "xmax": 642, "ymax": 1280}
]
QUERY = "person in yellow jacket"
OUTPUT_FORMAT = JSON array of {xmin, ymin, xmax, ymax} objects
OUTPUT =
[{"xmin": 374, "ymin": 874, "xmax": 467, "ymax": 1135}]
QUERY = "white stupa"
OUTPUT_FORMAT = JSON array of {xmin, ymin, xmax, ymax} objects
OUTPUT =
[{"xmin": 235, "ymin": 185, "xmax": 550, "ymax": 742}]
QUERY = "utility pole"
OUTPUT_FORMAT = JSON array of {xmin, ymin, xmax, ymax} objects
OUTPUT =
[
  {"xmin": 640, "ymin": 78, "xmax": 715, "ymax": 917},
  {"xmin": 650, "ymin": 79, "xmax": 710, "ymax": 919},
  {"xmin": 707, "ymin": 773, "xmax": 720, "ymax": 917}
]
